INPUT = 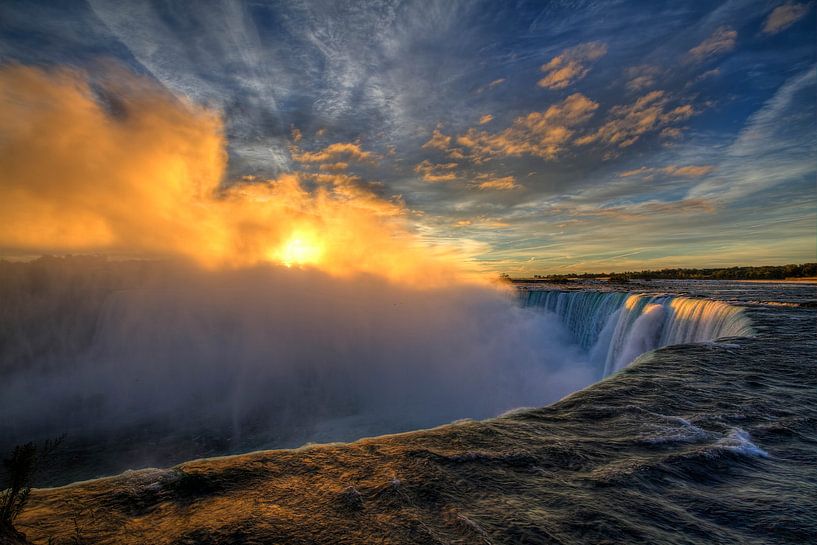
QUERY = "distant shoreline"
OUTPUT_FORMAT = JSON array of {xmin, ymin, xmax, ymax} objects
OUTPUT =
[
  {"xmin": 734, "ymin": 278, "xmax": 817, "ymax": 284},
  {"xmin": 506, "ymin": 263, "xmax": 817, "ymax": 284},
  {"xmin": 511, "ymin": 277, "xmax": 817, "ymax": 285}
]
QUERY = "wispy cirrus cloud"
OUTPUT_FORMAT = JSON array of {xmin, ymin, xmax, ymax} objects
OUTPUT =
[
  {"xmin": 686, "ymin": 26, "xmax": 737, "ymax": 63},
  {"xmin": 619, "ymin": 164, "xmax": 715, "ymax": 179},
  {"xmin": 477, "ymin": 78, "xmax": 506, "ymax": 93},
  {"xmin": 570, "ymin": 198, "xmax": 717, "ymax": 221},
  {"xmin": 689, "ymin": 66, "xmax": 816, "ymax": 202}
]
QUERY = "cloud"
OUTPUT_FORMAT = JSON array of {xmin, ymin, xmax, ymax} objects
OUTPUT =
[
  {"xmin": 0, "ymin": 64, "xmax": 478, "ymax": 286},
  {"xmin": 660, "ymin": 127, "xmax": 683, "ymax": 139},
  {"xmin": 0, "ymin": 64, "xmax": 224, "ymax": 253},
  {"xmin": 415, "ymin": 160, "xmax": 459, "ymax": 182},
  {"xmin": 577, "ymin": 199, "xmax": 718, "ymax": 220},
  {"xmin": 665, "ymin": 165, "xmax": 715, "ymax": 177},
  {"xmin": 538, "ymin": 42, "xmax": 608, "ymax": 89},
  {"xmin": 619, "ymin": 165, "xmax": 715, "ymax": 179},
  {"xmin": 686, "ymin": 27, "xmax": 737, "ymax": 63},
  {"xmin": 4, "ymin": 2, "xmax": 814, "ymax": 276},
  {"xmin": 318, "ymin": 161, "xmax": 349, "ymax": 171},
  {"xmin": 763, "ymin": 3, "xmax": 810, "ymax": 34},
  {"xmin": 421, "ymin": 126, "xmax": 453, "ymax": 151},
  {"xmin": 453, "ymin": 217, "xmax": 510, "ymax": 228},
  {"xmin": 477, "ymin": 78, "xmax": 506, "ymax": 93},
  {"xmin": 575, "ymin": 91, "xmax": 696, "ymax": 149},
  {"xmin": 291, "ymin": 142, "xmax": 374, "ymax": 163},
  {"xmin": 87, "ymin": 0, "xmax": 296, "ymax": 174},
  {"xmin": 688, "ymin": 68, "xmax": 722, "ymax": 87},
  {"xmin": 456, "ymin": 93, "xmax": 599, "ymax": 161},
  {"xmin": 479, "ymin": 114, "xmax": 494, "ymax": 125},
  {"xmin": 689, "ymin": 66, "xmax": 816, "ymax": 202},
  {"xmin": 475, "ymin": 175, "xmax": 520, "ymax": 191},
  {"xmin": 617, "ymin": 167, "xmax": 653, "ymax": 177},
  {"xmin": 625, "ymin": 65, "xmax": 661, "ymax": 92}
]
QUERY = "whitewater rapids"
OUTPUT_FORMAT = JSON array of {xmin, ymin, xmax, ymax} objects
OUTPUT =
[{"xmin": 521, "ymin": 289, "xmax": 754, "ymax": 375}]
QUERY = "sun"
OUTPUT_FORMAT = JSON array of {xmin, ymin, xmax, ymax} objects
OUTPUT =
[{"xmin": 273, "ymin": 232, "xmax": 324, "ymax": 268}]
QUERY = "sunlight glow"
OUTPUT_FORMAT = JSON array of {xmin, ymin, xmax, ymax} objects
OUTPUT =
[
  {"xmin": 0, "ymin": 65, "xmax": 485, "ymax": 287},
  {"xmin": 273, "ymin": 233, "xmax": 324, "ymax": 268}
]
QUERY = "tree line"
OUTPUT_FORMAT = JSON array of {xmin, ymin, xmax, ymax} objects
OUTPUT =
[{"xmin": 516, "ymin": 263, "xmax": 817, "ymax": 282}]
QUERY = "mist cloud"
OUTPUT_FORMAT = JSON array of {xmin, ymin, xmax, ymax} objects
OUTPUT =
[
  {"xmin": 0, "ymin": 63, "xmax": 596, "ymax": 462},
  {"xmin": 0, "ymin": 258, "xmax": 593, "ymax": 451}
]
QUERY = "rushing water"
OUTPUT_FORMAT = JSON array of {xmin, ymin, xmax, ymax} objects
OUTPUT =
[
  {"xmin": 521, "ymin": 289, "xmax": 754, "ymax": 375},
  {"xmin": 0, "ymin": 260, "xmax": 783, "ymax": 489},
  {"xmin": 14, "ymin": 279, "xmax": 817, "ymax": 545}
]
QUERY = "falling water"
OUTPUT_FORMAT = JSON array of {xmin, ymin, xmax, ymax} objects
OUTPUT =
[{"xmin": 522, "ymin": 290, "xmax": 754, "ymax": 376}]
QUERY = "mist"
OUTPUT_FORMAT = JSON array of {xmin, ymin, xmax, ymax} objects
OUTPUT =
[
  {"xmin": 0, "ymin": 257, "xmax": 593, "ymax": 457},
  {"xmin": 0, "ymin": 63, "xmax": 600, "ymax": 476}
]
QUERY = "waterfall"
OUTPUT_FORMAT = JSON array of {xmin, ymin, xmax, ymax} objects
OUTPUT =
[{"xmin": 521, "ymin": 290, "xmax": 753, "ymax": 376}]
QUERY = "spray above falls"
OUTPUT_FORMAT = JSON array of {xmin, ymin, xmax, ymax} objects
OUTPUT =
[{"xmin": 0, "ymin": 259, "xmax": 756, "ymax": 481}]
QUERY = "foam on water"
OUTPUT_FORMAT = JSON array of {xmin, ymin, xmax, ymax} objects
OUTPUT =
[
  {"xmin": 714, "ymin": 427, "xmax": 769, "ymax": 458},
  {"xmin": 638, "ymin": 414, "xmax": 711, "ymax": 445}
]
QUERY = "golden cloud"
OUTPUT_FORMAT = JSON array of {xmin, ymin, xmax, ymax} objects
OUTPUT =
[
  {"xmin": 538, "ymin": 42, "xmax": 607, "ymax": 90},
  {"xmin": 454, "ymin": 217, "xmax": 510, "ymax": 228},
  {"xmin": 475, "ymin": 175, "xmax": 520, "ymax": 191},
  {"xmin": 291, "ymin": 141, "xmax": 374, "ymax": 164},
  {"xmin": 0, "ymin": 64, "xmax": 480, "ymax": 286},
  {"xmin": 456, "ymin": 93, "xmax": 599, "ymax": 161},
  {"xmin": 575, "ymin": 91, "xmax": 695, "ymax": 149},
  {"xmin": 319, "ymin": 162, "xmax": 349, "ymax": 171},
  {"xmin": 763, "ymin": 3, "xmax": 810, "ymax": 34},
  {"xmin": 421, "ymin": 127, "xmax": 452, "ymax": 151},
  {"xmin": 414, "ymin": 160, "xmax": 459, "ymax": 183}
]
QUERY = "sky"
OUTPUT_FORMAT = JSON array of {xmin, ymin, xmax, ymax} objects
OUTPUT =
[{"xmin": 0, "ymin": 0, "xmax": 815, "ymax": 275}]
